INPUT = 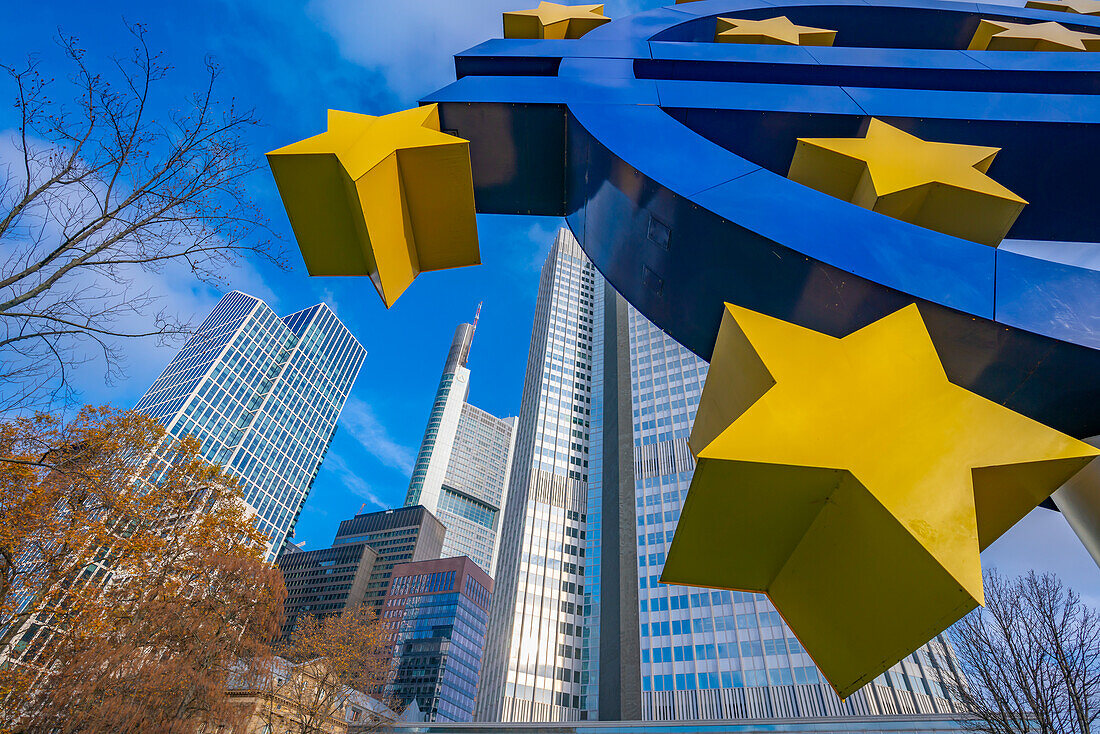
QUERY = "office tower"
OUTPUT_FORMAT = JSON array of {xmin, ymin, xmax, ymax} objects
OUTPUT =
[
  {"xmin": 134, "ymin": 291, "xmax": 364, "ymax": 560},
  {"xmin": 476, "ymin": 229, "xmax": 634, "ymax": 723},
  {"xmin": 478, "ymin": 228, "xmax": 961, "ymax": 723},
  {"xmin": 276, "ymin": 506, "xmax": 446, "ymax": 634},
  {"xmin": 332, "ymin": 506, "xmax": 447, "ymax": 611},
  {"xmin": 627, "ymin": 306, "xmax": 962, "ymax": 719},
  {"xmin": 382, "ymin": 556, "xmax": 494, "ymax": 722},
  {"xmin": 405, "ymin": 314, "xmax": 518, "ymax": 575},
  {"xmin": 276, "ymin": 541, "xmax": 378, "ymax": 638}
]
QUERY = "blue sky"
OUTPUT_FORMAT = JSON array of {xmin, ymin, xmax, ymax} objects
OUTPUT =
[{"xmin": 2, "ymin": 0, "xmax": 1096, "ymax": 603}]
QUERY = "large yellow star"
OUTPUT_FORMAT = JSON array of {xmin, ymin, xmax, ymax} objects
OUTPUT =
[
  {"xmin": 969, "ymin": 18, "xmax": 1100, "ymax": 50},
  {"xmin": 661, "ymin": 303, "xmax": 1097, "ymax": 699},
  {"xmin": 267, "ymin": 105, "xmax": 480, "ymax": 308},
  {"xmin": 714, "ymin": 16, "xmax": 836, "ymax": 45},
  {"xmin": 1026, "ymin": 0, "xmax": 1100, "ymax": 15},
  {"xmin": 503, "ymin": 2, "xmax": 610, "ymax": 39},
  {"xmin": 788, "ymin": 118, "xmax": 1026, "ymax": 246}
]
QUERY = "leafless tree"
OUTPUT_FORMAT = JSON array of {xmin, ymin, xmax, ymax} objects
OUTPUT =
[
  {"xmin": 945, "ymin": 569, "xmax": 1100, "ymax": 734},
  {"xmin": 0, "ymin": 23, "xmax": 286, "ymax": 412}
]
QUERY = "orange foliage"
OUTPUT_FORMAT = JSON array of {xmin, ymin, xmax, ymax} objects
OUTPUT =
[
  {"xmin": 0, "ymin": 406, "xmax": 287, "ymax": 733},
  {"xmin": 252, "ymin": 606, "xmax": 395, "ymax": 734}
]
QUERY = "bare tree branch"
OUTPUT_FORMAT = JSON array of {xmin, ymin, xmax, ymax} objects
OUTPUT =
[
  {"xmin": 0, "ymin": 22, "xmax": 287, "ymax": 412},
  {"xmin": 945, "ymin": 568, "xmax": 1100, "ymax": 734}
]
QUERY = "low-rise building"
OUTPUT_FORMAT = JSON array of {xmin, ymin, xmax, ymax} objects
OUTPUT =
[{"xmin": 225, "ymin": 657, "xmax": 397, "ymax": 734}]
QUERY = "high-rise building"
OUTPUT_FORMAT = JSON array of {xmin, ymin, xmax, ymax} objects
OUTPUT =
[
  {"xmin": 626, "ymin": 306, "xmax": 961, "ymax": 719},
  {"xmin": 405, "ymin": 314, "xmax": 517, "ymax": 575},
  {"xmin": 475, "ymin": 230, "xmax": 613, "ymax": 722},
  {"xmin": 331, "ymin": 505, "xmax": 447, "ymax": 611},
  {"xmin": 276, "ymin": 540, "xmax": 378, "ymax": 638},
  {"xmin": 477, "ymin": 228, "xmax": 962, "ymax": 723},
  {"xmin": 277, "ymin": 505, "xmax": 447, "ymax": 634},
  {"xmin": 382, "ymin": 556, "xmax": 494, "ymax": 722},
  {"xmin": 135, "ymin": 291, "xmax": 365, "ymax": 559}
]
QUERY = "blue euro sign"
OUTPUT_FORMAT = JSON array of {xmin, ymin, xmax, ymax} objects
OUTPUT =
[{"xmin": 424, "ymin": 0, "xmax": 1100, "ymax": 441}]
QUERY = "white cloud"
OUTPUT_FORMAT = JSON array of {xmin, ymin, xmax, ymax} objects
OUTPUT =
[
  {"xmin": 0, "ymin": 129, "xmax": 281, "ymax": 411},
  {"xmin": 338, "ymin": 394, "xmax": 417, "ymax": 474},
  {"xmin": 525, "ymin": 220, "xmax": 560, "ymax": 271},
  {"xmin": 317, "ymin": 287, "xmax": 340, "ymax": 319},
  {"xmin": 306, "ymin": 0, "xmax": 517, "ymax": 103},
  {"xmin": 324, "ymin": 451, "xmax": 389, "ymax": 510},
  {"xmin": 73, "ymin": 259, "xmax": 281, "ymax": 404},
  {"xmin": 306, "ymin": 0, "xmax": 659, "ymax": 104}
]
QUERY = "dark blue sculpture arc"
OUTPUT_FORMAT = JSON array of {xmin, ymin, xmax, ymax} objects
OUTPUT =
[{"xmin": 423, "ymin": 0, "xmax": 1100, "ymax": 438}]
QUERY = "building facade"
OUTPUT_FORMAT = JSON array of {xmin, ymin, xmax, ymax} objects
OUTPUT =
[
  {"xmin": 332, "ymin": 506, "xmax": 448, "ymax": 611},
  {"xmin": 276, "ymin": 541, "xmax": 378, "ymax": 638},
  {"xmin": 134, "ymin": 290, "xmax": 364, "ymax": 559},
  {"xmin": 477, "ymin": 228, "xmax": 962, "ymax": 723},
  {"xmin": 382, "ymin": 556, "xmax": 494, "ymax": 722},
  {"xmin": 475, "ymin": 230, "xmax": 610, "ymax": 722},
  {"xmin": 406, "ymin": 319, "xmax": 517, "ymax": 575},
  {"xmin": 627, "ymin": 307, "xmax": 961, "ymax": 719}
]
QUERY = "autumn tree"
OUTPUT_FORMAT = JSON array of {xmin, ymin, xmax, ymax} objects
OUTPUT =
[
  {"xmin": 250, "ymin": 606, "xmax": 396, "ymax": 734},
  {"xmin": 945, "ymin": 569, "xmax": 1100, "ymax": 734},
  {"xmin": 0, "ymin": 406, "xmax": 287, "ymax": 733},
  {"xmin": 0, "ymin": 23, "xmax": 284, "ymax": 411}
]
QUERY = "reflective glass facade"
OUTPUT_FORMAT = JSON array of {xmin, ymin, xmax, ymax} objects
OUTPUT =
[
  {"xmin": 476, "ymin": 230, "xmax": 597, "ymax": 722},
  {"xmin": 135, "ymin": 290, "xmax": 364, "ymax": 559},
  {"xmin": 406, "ymin": 323, "xmax": 517, "ymax": 575},
  {"xmin": 383, "ymin": 556, "xmax": 495, "ymax": 722},
  {"xmin": 373, "ymin": 714, "xmax": 973, "ymax": 734},
  {"xmin": 627, "ymin": 307, "xmax": 963, "ymax": 719}
]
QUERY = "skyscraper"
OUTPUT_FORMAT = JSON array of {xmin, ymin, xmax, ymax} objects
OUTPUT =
[
  {"xmin": 405, "ymin": 313, "xmax": 517, "ymax": 575},
  {"xmin": 135, "ymin": 291, "xmax": 364, "ymax": 559},
  {"xmin": 382, "ymin": 556, "xmax": 494, "ymax": 722},
  {"xmin": 627, "ymin": 306, "xmax": 961, "ymax": 719},
  {"xmin": 475, "ymin": 230, "xmax": 612, "ymax": 722},
  {"xmin": 478, "ymin": 228, "xmax": 962, "ymax": 723}
]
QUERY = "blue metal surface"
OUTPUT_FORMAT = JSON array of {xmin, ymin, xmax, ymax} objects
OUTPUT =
[{"xmin": 425, "ymin": 0, "xmax": 1100, "ymax": 437}]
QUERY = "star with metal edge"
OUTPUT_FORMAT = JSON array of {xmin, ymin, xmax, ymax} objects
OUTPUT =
[
  {"xmin": 714, "ymin": 16, "xmax": 837, "ymax": 45},
  {"xmin": 1026, "ymin": 0, "xmax": 1100, "ymax": 15},
  {"xmin": 788, "ymin": 118, "xmax": 1026, "ymax": 246},
  {"xmin": 503, "ymin": 2, "xmax": 610, "ymax": 39},
  {"xmin": 267, "ymin": 105, "xmax": 479, "ymax": 308},
  {"xmin": 969, "ymin": 18, "xmax": 1100, "ymax": 50},
  {"xmin": 661, "ymin": 303, "xmax": 1098, "ymax": 699}
]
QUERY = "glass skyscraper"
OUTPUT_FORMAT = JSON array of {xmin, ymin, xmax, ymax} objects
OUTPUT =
[
  {"xmin": 478, "ymin": 228, "xmax": 962, "ymax": 723},
  {"xmin": 475, "ymin": 230, "xmax": 600, "ymax": 722},
  {"xmin": 134, "ymin": 290, "xmax": 364, "ymax": 559},
  {"xmin": 405, "ymin": 317, "xmax": 517, "ymax": 575}
]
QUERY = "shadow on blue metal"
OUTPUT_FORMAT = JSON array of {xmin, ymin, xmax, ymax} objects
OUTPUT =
[{"xmin": 423, "ymin": 0, "xmax": 1100, "ymax": 438}]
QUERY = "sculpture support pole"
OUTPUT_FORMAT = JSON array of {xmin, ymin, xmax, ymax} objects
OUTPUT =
[{"xmin": 1052, "ymin": 437, "xmax": 1100, "ymax": 569}]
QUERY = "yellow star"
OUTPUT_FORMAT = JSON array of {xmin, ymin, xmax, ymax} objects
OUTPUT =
[
  {"xmin": 788, "ymin": 118, "xmax": 1026, "ymax": 246},
  {"xmin": 714, "ymin": 16, "xmax": 836, "ymax": 45},
  {"xmin": 503, "ymin": 2, "xmax": 610, "ymax": 39},
  {"xmin": 662, "ymin": 303, "xmax": 1097, "ymax": 699},
  {"xmin": 969, "ymin": 18, "xmax": 1100, "ymax": 50},
  {"xmin": 1026, "ymin": 0, "xmax": 1100, "ymax": 15},
  {"xmin": 267, "ymin": 105, "xmax": 480, "ymax": 308}
]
